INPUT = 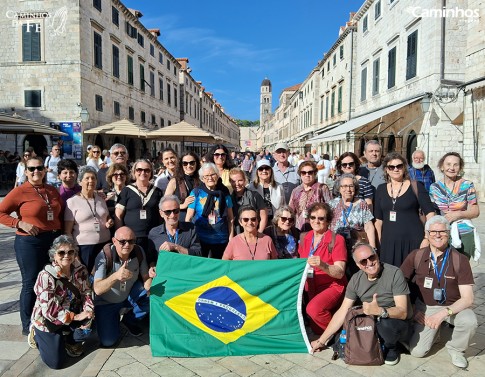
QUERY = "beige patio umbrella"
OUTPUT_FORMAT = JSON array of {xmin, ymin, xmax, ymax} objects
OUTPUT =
[
  {"xmin": 0, "ymin": 114, "xmax": 68, "ymax": 136},
  {"xmin": 146, "ymin": 121, "xmax": 223, "ymax": 144},
  {"xmin": 84, "ymin": 119, "xmax": 150, "ymax": 138}
]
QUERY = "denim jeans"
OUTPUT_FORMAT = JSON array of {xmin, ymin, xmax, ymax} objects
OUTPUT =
[
  {"xmin": 94, "ymin": 280, "xmax": 149, "ymax": 347},
  {"xmin": 15, "ymin": 231, "xmax": 59, "ymax": 333}
]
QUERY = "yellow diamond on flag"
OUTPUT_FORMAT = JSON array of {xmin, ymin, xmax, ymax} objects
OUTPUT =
[{"xmin": 165, "ymin": 275, "xmax": 279, "ymax": 344}]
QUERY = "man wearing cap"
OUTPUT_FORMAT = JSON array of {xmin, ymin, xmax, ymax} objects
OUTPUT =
[{"xmin": 272, "ymin": 142, "xmax": 300, "ymax": 203}]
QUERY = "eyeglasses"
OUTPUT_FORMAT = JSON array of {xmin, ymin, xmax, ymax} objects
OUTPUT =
[
  {"xmin": 300, "ymin": 170, "xmax": 315, "ymax": 175},
  {"xmin": 340, "ymin": 185, "xmax": 355, "ymax": 190},
  {"xmin": 341, "ymin": 162, "xmax": 355, "ymax": 168},
  {"xmin": 203, "ymin": 173, "xmax": 218, "ymax": 180},
  {"xmin": 56, "ymin": 249, "xmax": 75, "ymax": 257},
  {"xmin": 258, "ymin": 166, "xmax": 271, "ymax": 171},
  {"xmin": 182, "ymin": 160, "xmax": 196, "ymax": 167},
  {"xmin": 135, "ymin": 168, "xmax": 151, "ymax": 174},
  {"xmin": 241, "ymin": 217, "xmax": 258, "ymax": 223},
  {"xmin": 213, "ymin": 153, "xmax": 226, "ymax": 158},
  {"xmin": 427, "ymin": 230, "xmax": 449, "ymax": 236},
  {"xmin": 280, "ymin": 216, "xmax": 294, "ymax": 223},
  {"xmin": 112, "ymin": 173, "xmax": 126, "ymax": 178},
  {"xmin": 358, "ymin": 254, "xmax": 377, "ymax": 266},
  {"xmin": 112, "ymin": 151, "xmax": 127, "ymax": 157},
  {"xmin": 23, "ymin": 154, "xmax": 31, "ymax": 157},
  {"xmin": 115, "ymin": 238, "xmax": 135, "ymax": 246},
  {"xmin": 92, "ymin": 150, "xmax": 101, "ymax": 154},
  {"xmin": 309, "ymin": 215, "xmax": 326, "ymax": 222},
  {"xmin": 27, "ymin": 166, "xmax": 45, "ymax": 172},
  {"xmin": 386, "ymin": 163, "xmax": 404, "ymax": 171},
  {"xmin": 162, "ymin": 208, "xmax": 180, "ymax": 216}
]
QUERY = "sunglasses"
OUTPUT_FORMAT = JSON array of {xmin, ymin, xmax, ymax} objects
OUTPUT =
[
  {"xmin": 241, "ymin": 217, "xmax": 258, "ymax": 223},
  {"xmin": 309, "ymin": 215, "xmax": 326, "ymax": 222},
  {"xmin": 258, "ymin": 166, "xmax": 271, "ymax": 171},
  {"xmin": 213, "ymin": 153, "xmax": 226, "ymax": 158},
  {"xmin": 182, "ymin": 160, "xmax": 196, "ymax": 167},
  {"xmin": 56, "ymin": 249, "xmax": 75, "ymax": 257},
  {"xmin": 27, "ymin": 166, "xmax": 45, "ymax": 172},
  {"xmin": 300, "ymin": 170, "xmax": 315, "ymax": 176},
  {"xmin": 115, "ymin": 238, "xmax": 135, "ymax": 246},
  {"xmin": 112, "ymin": 173, "xmax": 126, "ymax": 178},
  {"xmin": 112, "ymin": 151, "xmax": 127, "ymax": 157},
  {"xmin": 162, "ymin": 208, "xmax": 180, "ymax": 216},
  {"xmin": 341, "ymin": 162, "xmax": 355, "ymax": 168},
  {"xmin": 92, "ymin": 150, "xmax": 101, "ymax": 154},
  {"xmin": 280, "ymin": 216, "xmax": 294, "ymax": 223},
  {"xmin": 135, "ymin": 168, "xmax": 151, "ymax": 174},
  {"xmin": 358, "ymin": 254, "xmax": 377, "ymax": 266},
  {"xmin": 386, "ymin": 163, "xmax": 404, "ymax": 171}
]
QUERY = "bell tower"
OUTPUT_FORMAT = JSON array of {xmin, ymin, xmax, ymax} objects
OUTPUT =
[{"xmin": 260, "ymin": 77, "xmax": 272, "ymax": 126}]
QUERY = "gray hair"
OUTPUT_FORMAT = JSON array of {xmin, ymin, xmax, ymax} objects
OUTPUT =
[
  {"xmin": 77, "ymin": 165, "xmax": 98, "ymax": 183},
  {"xmin": 48, "ymin": 235, "xmax": 78, "ymax": 261},
  {"xmin": 109, "ymin": 143, "xmax": 127, "ymax": 154},
  {"xmin": 159, "ymin": 195, "xmax": 180, "ymax": 209},
  {"xmin": 364, "ymin": 139, "xmax": 382, "ymax": 152},
  {"xmin": 333, "ymin": 173, "xmax": 359, "ymax": 197},
  {"xmin": 351, "ymin": 242, "xmax": 376, "ymax": 261},
  {"xmin": 199, "ymin": 162, "xmax": 219, "ymax": 180},
  {"xmin": 412, "ymin": 150, "xmax": 426, "ymax": 159},
  {"xmin": 425, "ymin": 215, "xmax": 451, "ymax": 232},
  {"xmin": 272, "ymin": 205, "xmax": 296, "ymax": 226}
]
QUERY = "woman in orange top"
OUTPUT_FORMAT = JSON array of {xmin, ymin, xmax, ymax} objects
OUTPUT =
[{"xmin": 0, "ymin": 156, "xmax": 62, "ymax": 335}]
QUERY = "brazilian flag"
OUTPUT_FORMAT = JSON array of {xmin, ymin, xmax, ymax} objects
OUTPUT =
[{"xmin": 150, "ymin": 252, "xmax": 311, "ymax": 357}]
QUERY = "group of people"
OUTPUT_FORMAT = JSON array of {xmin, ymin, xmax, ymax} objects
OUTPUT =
[{"xmin": 0, "ymin": 139, "xmax": 480, "ymax": 369}]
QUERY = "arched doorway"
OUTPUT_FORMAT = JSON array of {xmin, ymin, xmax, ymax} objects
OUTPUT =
[
  {"xmin": 359, "ymin": 138, "xmax": 366, "ymax": 156},
  {"xmin": 94, "ymin": 135, "xmax": 104, "ymax": 151},
  {"xmin": 406, "ymin": 131, "xmax": 417, "ymax": 163},
  {"xmin": 388, "ymin": 134, "xmax": 396, "ymax": 153},
  {"xmin": 127, "ymin": 139, "xmax": 136, "ymax": 161},
  {"xmin": 24, "ymin": 135, "xmax": 47, "ymax": 157}
]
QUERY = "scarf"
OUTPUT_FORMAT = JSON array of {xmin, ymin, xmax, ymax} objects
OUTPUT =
[{"xmin": 199, "ymin": 181, "xmax": 229, "ymax": 218}]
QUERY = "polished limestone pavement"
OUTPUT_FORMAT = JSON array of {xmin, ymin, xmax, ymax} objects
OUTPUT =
[{"xmin": 1, "ymin": 200, "xmax": 485, "ymax": 376}]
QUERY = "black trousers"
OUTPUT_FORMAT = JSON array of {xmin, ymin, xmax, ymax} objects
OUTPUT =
[{"xmin": 376, "ymin": 318, "xmax": 411, "ymax": 349}]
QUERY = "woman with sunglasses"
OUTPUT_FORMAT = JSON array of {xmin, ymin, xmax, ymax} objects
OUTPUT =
[
  {"xmin": 0, "ymin": 156, "xmax": 62, "ymax": 335},
  {"xmin": 249, "ymin": 159, "xmax": 285, "ymax": 222},
  {"xmin": 375, "ymin": 152, "xmax": 435, "ymax": 267},
  {"xmin": 154, "ymin": 147, "xmax": 178, "ymax": 192},
  {"xmin": 115, "ymin": 159, "xmax": 163, "ymax": 266},
  {"xmin": 164, "ymin": 152, "xmax": 201, "ymax": 222},
  {"xmin": 222, "ymin": 205, "xmax": 278, "ymax": 260},
  {"xmin": 263, "ymin": 205, "xmax": 300, "ymax": 259},
  {"xmin": 205, "ymin": 144, "xmax": 235, "ymax": 193},
  {"xmin": 64, "ymin": 166, "xmax": 113, "ymax": 273},
  {"xmin": 289, "ymin": 161, "xmax": 332, "ymax": 232},
  {"xmin": 28, "ymin": 235, "xmax": 94, "ymax": 369},
  {"xmin": 14, "ymin": 148, "xmax": 33, "ymax": 188},
  {"xmin": 105, "ymin": 163, "xmax": 130, "ymax": 219},
  {"xmin": 185, "ymin": 163, "xmax": 234, "ymax": 259},
  {"xmin": 298, "ymin": 202, "xmax": 347, "ymax": 335},
  {"xmin": 328, "ymin": 173, "xmax": 376, "ymax": 277},
  {"xmin": 335, "ymin": 152, "xmax": 373, "ymax": 209},
  {"xmin": 86, "ymin": 145, "xmax": 105, "ymax": 172}
]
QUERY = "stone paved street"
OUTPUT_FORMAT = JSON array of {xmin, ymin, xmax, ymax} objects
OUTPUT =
[{"xmin": 1, "ymin": 199, "xmax": 485, "ymax": 376}]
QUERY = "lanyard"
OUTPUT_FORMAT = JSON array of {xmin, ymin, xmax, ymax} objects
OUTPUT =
[
  {"xmin": 309, "ymin": 232, "xmax": 325, "ymax": 257},
  {"xmin": 444, "ymin": 180, "xmax": 456, "ymax": 210},
  {"xmin": 133, "ymin": 184, "xmax": 152, "ymax": 209},
  {"xmin": 430, "ymin": 248, "xmax": 449, "ymax": 286},
  {"xmin": 341, "ymin": 201, "xmax": 353, "ymax": 227},
  {"xmin": 243, "ymin": 234, "xmax": 259, "ymax": 260},
  {"xmin": 390, "ymin": 181, "xmax": 404, "ymax": 211},
  {"xmin": 30, "ymin": 182, "xmax": 52, "ymax": 209},
  {"xmin": 167, "ymin": 229, "xmax": 179, "ymax": 245},
  {"xmin": 81, "ymin": 192, "xmax": 97, "ymax": 219}
]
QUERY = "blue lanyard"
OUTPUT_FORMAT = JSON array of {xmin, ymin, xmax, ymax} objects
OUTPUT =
[
  {"xmin": 430, "ymin": 248, "xmax": 449, "ymax": 285},
  {"xmin": 309, "ymin": 233, "xmax": 324, "ymax": 257},
  {"xmin": 167, "ymin": 229, "xmax": 179, "ymax": 245},
  {"xmin": 341, "ymin": 202, "xmax": 353, "ymax": 227}
]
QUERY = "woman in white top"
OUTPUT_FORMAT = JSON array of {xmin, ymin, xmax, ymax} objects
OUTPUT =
[
  {"xmin": 249, "ymin": 159, "xmax": 285, "ymax": 221},
  {"xmin": 86, "ymin": 145, "xmax": 106, "ymax": 172},
  {"xmin": 15, "ymin": 150, "xmax": 31, "ymax": 187}
]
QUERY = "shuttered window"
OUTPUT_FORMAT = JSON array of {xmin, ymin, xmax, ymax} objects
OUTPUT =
[
  {"xmin": 24, "ymin": 90, "xmax": 42, "ymax": 107},
  {"xmin": 406, "ymin": 31, "xmax": 418, "ymax": 80},
  {"xmin": 22, "ymin": 24, "xmax": 41, "ymax": 62}
]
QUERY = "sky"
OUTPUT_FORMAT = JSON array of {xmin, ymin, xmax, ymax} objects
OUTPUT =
[{"xmin": 123, "ymin": 0, "xmax": 365, "ymax": 121}]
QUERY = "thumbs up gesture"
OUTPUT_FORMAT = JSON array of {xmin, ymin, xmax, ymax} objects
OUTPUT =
[
  {"xmin": 117, "ymin": 260, "xmax": 133, "ymax": 282},
  {"xmin": 363, "ymin": 293, "xmax": 381, "ymax": 316}
]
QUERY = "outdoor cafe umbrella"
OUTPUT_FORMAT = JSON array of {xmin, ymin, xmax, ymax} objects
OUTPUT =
[
  {"xmin": 0, "ymin": 114, "xmax": 68, "ymax": 136},
  {"xmin": 146, "ymin": 121, "xmax": 223, "ymax": 145},
  {"xmin": 84, "ymin": 119, "xmax": 150, "ymax": 138}
]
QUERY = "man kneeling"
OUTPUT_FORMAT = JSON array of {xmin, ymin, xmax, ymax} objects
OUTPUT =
[
  {"xmin": 311, "ymin": 243, "xmax": 411, "ymax": 366},
  {"xmin": 93, "ymin": 226, "xmax": 152, "ymax": 347},
  {"xmin": 401, "ymin": 216, "xmax": 477, "ymax": 368}
]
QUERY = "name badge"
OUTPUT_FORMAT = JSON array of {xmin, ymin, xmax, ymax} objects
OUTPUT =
[
  {"xmin": 389, "ymin": 211, "xmax": 397, "ymax": 222},
  {"xmin": 120, "ymin": 281, "xmax": 127, "ymax": 292},
  {"xmin": 140, "ymin": 210, "xmax": 147, "ymax": 220},
  {"xmin": 342, "ymin": 229, "xmax": 351, "ymax": 239},
  {"xmin": 307, "ymin": 267, "xmax": 314, "ymax": 278},
  {"xmin": 283, "ymin": 183, "xmax": 289, "ymax": 193},
  {"xmin": 433, "ymin": 288, "xmax": 444, "ymax": 301},
  {"xmin": 47, "ymin": 210, "xmax": 54, "ymax": 221},
  {"xmin": 424, "ymin": 277, "xmax": 433, "ymax": 289},
  {"xmin": 94, "ymin": 222, "xmax": 101, "ymax": 232},
  {"xmin": 208, "ymin": 211, "xmax": 216, "ymax": 225}
]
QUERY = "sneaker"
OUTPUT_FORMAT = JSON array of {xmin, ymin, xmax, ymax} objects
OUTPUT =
[
  {"xmin": 121, "ymin": 318, "xmax": 143, "ymax": 337},
  {"xmin": 27, "ymin": 327, "xmax": 37, "ymax": 349},
  {"xmin": 384, "ymin": 348, "xmax": 400, "ymax": 366},
  {"xmin": 65, "ymin": 342, "xmax": 84, "ymax": 358},
  {"xmin": 448, "ymin": 350, "xmax": 468, "ymax": 368}
]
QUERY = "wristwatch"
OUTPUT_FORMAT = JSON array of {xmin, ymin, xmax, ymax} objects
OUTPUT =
[
  {"xmin": 379, "ymin": 307, "xmax": 389, "ymax": 319},
  {"xmin": 446, "ymin": 307, "xmax": 454, "ymax": 316}
]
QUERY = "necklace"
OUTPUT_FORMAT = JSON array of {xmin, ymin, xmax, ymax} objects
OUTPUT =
[{"xmin": 243, "ymin": 233, "xmax": 259, "ymax": 260}]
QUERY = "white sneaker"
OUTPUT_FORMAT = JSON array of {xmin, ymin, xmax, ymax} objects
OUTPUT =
[{"xmin": 448, "ymin": 350, "xmax": 468, "ymax": 368}]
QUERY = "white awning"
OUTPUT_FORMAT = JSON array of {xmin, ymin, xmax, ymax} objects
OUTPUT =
[{"xmin": 307, "ymin": 96, "xmax": 424, "ymax": 143}]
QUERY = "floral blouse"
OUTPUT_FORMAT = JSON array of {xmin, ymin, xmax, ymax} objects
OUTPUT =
[
  {"xmin": 289, "ymin": 182, "xmax": 332, "ymax": 230},
  {"xmin": 328, "ymin": 198, "xmax": 374, "ymax": 233},
  {"xmin": 31, "ymin": 260, "xmax": 94, "ymax": 332}
]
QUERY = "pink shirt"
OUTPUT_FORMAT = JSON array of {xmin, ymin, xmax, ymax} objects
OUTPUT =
[{"xmin": 223, "ymin": 233, "xmax": 278, "ymax": 260}]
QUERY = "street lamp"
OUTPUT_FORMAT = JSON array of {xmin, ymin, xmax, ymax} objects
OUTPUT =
[
  {"xmin": 420, "ymin": 93, "xmax": 432, "ymax": 113},
  {"xmin": 80, "ymin": 108, "xmax": 90, "ymax": 122}
]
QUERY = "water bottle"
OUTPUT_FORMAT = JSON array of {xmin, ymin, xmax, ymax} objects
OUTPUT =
[{"xmin": 339, "ymin": 329, "xmax": 347, "ymax": 344}]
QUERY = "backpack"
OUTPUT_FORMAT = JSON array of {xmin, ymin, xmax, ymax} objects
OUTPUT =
[
  {"xmin": 92, "ymin": 243, "xmax": 144, "ymax": 276},
  {"xmin": 341, "ymin": 306, "xmax": 384, "ymax": 365}
]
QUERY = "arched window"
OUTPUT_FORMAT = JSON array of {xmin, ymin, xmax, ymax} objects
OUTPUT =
[{"xmin": 406, "ymin": 131, "xmax": 417, "ymax": 163}]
